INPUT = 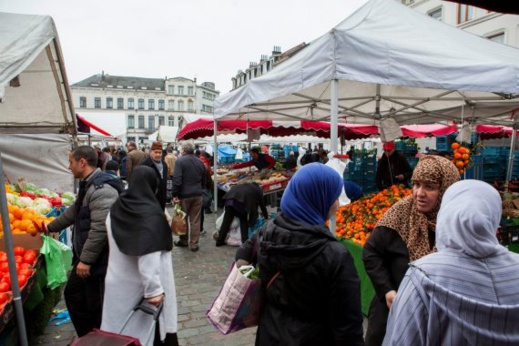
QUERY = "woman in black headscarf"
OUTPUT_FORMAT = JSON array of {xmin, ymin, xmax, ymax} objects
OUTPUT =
[{"xmin": 101, "ymin": 166, "xmax": 178, "ymax": 346}]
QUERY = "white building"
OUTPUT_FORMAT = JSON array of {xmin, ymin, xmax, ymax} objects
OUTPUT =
[
  {"xmin": 404, "ymin": 1, "xmax": 519, "ymax": 46},
  {"xmin": 71, "ymin": 72, "xmax": 219, "ymax": 145}
]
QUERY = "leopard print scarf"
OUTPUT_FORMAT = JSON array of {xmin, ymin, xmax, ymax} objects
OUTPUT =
[{"xmin": 376, "ymin": 155, "xmax": 460, "ymax": 261}]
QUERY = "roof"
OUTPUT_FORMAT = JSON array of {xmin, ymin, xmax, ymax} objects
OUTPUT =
[{"xmin": 72, "ymin": 73, "xmax": 165, "ymax": 91}]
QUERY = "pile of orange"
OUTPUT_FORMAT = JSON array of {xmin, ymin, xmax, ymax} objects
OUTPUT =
[
  {"xmin": 1, "ymin": 204, "xmax": 54, "ymax": 236},
  {"xmin": 451, "ymin": 142, "xmax": 471, "ymax": 175},
  {"xmin": 335, "ymin": 185, "xmax": 412, "ymax": 245}
]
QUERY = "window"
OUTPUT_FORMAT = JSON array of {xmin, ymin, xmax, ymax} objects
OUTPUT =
[
  {"xmin": 158, "ymin": 99, "xmax": 165, "ymax": 110},
  {"xmin": 106, "ymin": 97, "xmax": 113, "ymax": 109},
  {"xmin": 168, "ymin": 99, "xmax": 174, "ymax": 110},
  {"xmin": 159, "ymin": 116, "xmax": 165, "ymax": 126},
  {"xmin": 188, "ymin": 86, "xmax": 194, "ymax": 95},
  {"xmin": 178, "ymin": 86, "xmax": 184, "ymax": 95},
  {"xmin": 79, "ymin": 97, "xmax": 86, "ymax": 108},
  {"xmin": 138, "ymin": 115, "xmax": 145, "ymax": 129},
  {"xmin": 117, "ymin": 98, "xmax": 124, "ymax": 109},
  {"xmin": 138, "ymin": 98, "xmax": 144, "ymax": 110},
  {"xmin": 188, "ymin": 100, "xmax": 194, "ymax": 111},
  {"xmin": 128, "ymin": 98, "xmax": 135, "ymax": 109},
  {"xmin": 428, "ymin": 7, "xmax": 442, "ymax": 21},
  {"xmin": 168, "ymin": 116, "xmax": 174, "ymax": 126},
  {"xmin": 94, "ymin": 97, "xmax": 101, "ymax": 108},
  {"xmin": 488, "ymin": 32, "xmax": 505, "ymax": 44},
  {"xmin": 458, "ymin": 4, "xmax": 475, "ymax": 23},
  {"xmin": 148, "ymin": 99, "xmax": 155, "ymax": 110},
  {"xmin": 148, "ymin": 116, "xmax": 155, "ymax": 132},
  {"xmin": 128, "ymin": 115, "xmax": 135, "ymax": 128},
  {"xmin": 168, "ymin": 85, "xmax": 174, "ymax": 95},
  {"xmin": 177, "ymin": 100, "xmax": 184, "ymax": 111},
  {"xmin": 202, "ymin": 105, "xmax": 213, "ymax": 113}
]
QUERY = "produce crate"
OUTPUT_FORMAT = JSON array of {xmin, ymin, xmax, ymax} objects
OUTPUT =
[{"xmin": 262, "ymin": 179, "xmax": 289, "ymax": 194}]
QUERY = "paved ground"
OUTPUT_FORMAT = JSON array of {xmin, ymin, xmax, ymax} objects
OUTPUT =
[{"xmin": 31, "ymin": 208, "xmax": 257, "ymax": 345}]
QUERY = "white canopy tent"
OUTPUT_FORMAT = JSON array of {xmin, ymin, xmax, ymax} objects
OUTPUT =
[
  {"xmin": 148, "ymin": 126, "xmax": 180, "ymax": 143},
  {"xmin": 214, "ymin": 0, "xmax": 519, "ymax": 128},
  {"xmin": 0, "ymin": 13, "xmax": 78, "ymax": 345},
  {"xmin": 214, "ymin": 0, "xmax": 519, "ymax": 230},
  {"xmin": 0, "ymin": 12, "xmax": 76, "ymax": 191}
]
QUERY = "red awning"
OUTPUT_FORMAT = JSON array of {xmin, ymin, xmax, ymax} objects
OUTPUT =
[
  {"xmin": 76, "ymin": 114, "xmax": 113, "ymax": 137},
  {"xmin": 475, "ymin": 124, "xmax": 517, "ymax": 139},
  {"xmin": 401, "ymin": 124, "xmax": 458, "ymax": 138},
  {"xmin": 176, "ymin": 119, "xmax": 379, "ymax": 140}
]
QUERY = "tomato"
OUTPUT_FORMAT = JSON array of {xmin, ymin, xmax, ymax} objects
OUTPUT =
[
  {"xmin": 18, "ymin": 268, "xmax": 32, "ymax": 278},
  {"xmin": 14, "ymin": 256, "xmax": 23, "ymax": 264},
  {"xmin": 0, "ymin": 281, "xmax": 10, "ymax": 292},
  {"xmin": 0, "ymin": 293, "xmax": 7, "ymax": 305},
  {"xmin": 0, "ymin": 263, "xmax": 9, "ymax": 273},
  {"xmin": 19, "ymin": 263, "xmax": 32, "ymax": 270},
  {"xmin": 23, "ymin": 252, "xmax": 37, "ymax": 266},
  {"xmin": 0, "ymin": 252, "xmax": 7, "ymax": 264},
  {"xmin": 13, "ymin": 247, "xmax": 25, "ymax": 257},
  {"xmin": 1, "ymin": 275, "xmax": 10, "ymax": 287},
  {"xmin": 17, "ymin": 275, "xmax": 27, "ymax": 287}
]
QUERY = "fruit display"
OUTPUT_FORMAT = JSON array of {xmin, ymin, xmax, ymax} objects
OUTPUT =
[
  {"xmin": 216, "ymin": 169, "xmax": 289, "ymax": 192},
  {"xmin": 0, "ymin": 246, "xmax": 38, "ymax": 311},
  {"xmin": 335, "ymin": 185, "xmax": 412, "ymax": 245},
  {"xmin": 450, "ymin": 141, "xmax": 471, "ymax": 175}
]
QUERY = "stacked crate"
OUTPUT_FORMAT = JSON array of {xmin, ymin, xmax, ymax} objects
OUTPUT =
[
  {"xmin": 396, "ymin": 140, "xmax": 419, "ymax": 170},
  {"xmin": 270, "ymin": 144, "xmax": 285, "ymax": 162},
  {"xmin": 344, "ymin": 151, "xmax": 378, "ymax": 194},
  {"xmin": 480, "ymin": 147, "xmax": 507, "ymax": 183}
]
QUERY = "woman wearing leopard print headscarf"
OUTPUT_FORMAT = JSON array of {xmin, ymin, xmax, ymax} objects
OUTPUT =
[{"xmin": 362, "ymin": 155, "xmax": 459, "ymax": 346}]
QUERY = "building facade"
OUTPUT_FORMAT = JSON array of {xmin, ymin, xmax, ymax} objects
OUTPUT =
[
  {"xmin": 71, "ymin": 73, "xmax": 219, "ymax": 145},
  {"xmin": 404, "ymin": 0, "xmax": 519, "ymax": 46}
]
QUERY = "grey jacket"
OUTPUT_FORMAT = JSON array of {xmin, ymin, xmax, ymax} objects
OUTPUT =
[{"xmin": 47, "ymin": 168, "xmax": 120, "ymax": 265}]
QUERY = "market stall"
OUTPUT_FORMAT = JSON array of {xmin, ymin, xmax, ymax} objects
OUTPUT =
[{"xmin": 0, "ymin": 12, "xmax": 77, "ymax": 344}]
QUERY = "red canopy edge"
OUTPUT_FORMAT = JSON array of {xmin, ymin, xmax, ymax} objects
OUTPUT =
[
  {"xmin": 76, "ymin": 114, "xmax": 113, "ymax": 137},
  {"xmin": 400, "ymin": 124, "xmax": 458, "ymax": 138}
]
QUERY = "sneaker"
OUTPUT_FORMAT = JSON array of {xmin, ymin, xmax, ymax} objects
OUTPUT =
[
  {"xmin": 200, "ymin": 230, "xmax": 207, "ymax": 237},
  {"xmin": 205, "ymin": 209, "xmax": 212, "ymax": 214},
  {"xmin": 174, "ymin": 240, "xmax": 188, "ymax": 247},
  {"xmin": 212, "ymin": 231, "xmax": 219, "ymax": 241}
]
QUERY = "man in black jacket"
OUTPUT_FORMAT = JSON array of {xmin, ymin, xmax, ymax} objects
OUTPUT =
[
  {"xmin": 214, "ymin": 182, "xmax": 268, "ymax": 246},
  {"xmin": 172, "ymin": 141, "xmax": 206, "ymax": 252},
  {"xmin": 141, "ymin": 141, "xmax": 168, "ymax": 210},
  {"xmin": 375, "ymin": 141, "xmax": 413, "ymax": 191}
]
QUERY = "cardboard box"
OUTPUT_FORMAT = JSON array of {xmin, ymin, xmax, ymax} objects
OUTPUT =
[{"xmin": 0, "ymin": 233, "xmax": 43, "ymax": 252}]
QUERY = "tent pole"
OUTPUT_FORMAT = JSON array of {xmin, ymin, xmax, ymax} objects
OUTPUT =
[
  {"xmin": 330, "ymin": 79, "xmax": 339, "ymax": 235},
  {"xmin": 505, "ymin": 114, "xmax": 518, "ymax": 192},
  {"xmin": 213, "ymin": 120, "xmax": 218, "ymax": 214},
  {"xmin": 0, "ymin": 154, "xmax": 28, "ymax": 346}
]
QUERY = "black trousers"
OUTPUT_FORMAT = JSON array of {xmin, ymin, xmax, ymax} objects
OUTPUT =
[
  {"xmin": 217, "ymin": 205, "xmax": 249, "ymax": 243},
  {"xmin": 64, "ymin": 265, "xmax": 105, "ymax": 337},
  {"xmin": 364, "ymin": 296, "xmax": 389, "ymax": 346}
]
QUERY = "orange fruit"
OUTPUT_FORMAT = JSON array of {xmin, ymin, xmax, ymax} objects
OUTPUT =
[{"xmin": 451, "ymin": 142, "xmax": 460, "ymax": 150}]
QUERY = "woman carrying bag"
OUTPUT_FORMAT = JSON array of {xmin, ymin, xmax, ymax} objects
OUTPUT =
[
  {"xmin": 235, "ymin": 163, "xmax": 364, "ymax": 345},
  {"xmin": 102, "ymin": 166, "xmax": 178, "ymax": 346}
]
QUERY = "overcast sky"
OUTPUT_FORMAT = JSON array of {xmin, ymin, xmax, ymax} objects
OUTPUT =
[{"xmin": 0, "ymin": 0, "xmax": 367, "ymax": 94}]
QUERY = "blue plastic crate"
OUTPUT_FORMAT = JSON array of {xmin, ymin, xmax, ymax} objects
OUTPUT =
[{"xmin": 481, "ymin": 147, "xmax": 502, "ymax": 156}]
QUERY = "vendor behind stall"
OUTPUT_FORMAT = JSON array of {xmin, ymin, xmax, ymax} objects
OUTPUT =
[{"xmin": 232, "ymin": 147, "xmax": 276, "ymax": 173}]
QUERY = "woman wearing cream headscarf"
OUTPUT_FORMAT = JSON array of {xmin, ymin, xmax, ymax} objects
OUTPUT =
[{"xmin": 362, "ymin": 155, "xmax": 459, "ymax": 346}]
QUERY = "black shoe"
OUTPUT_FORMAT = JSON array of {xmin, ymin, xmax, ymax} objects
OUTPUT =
[
  {"xmin": 191, "ymin": 246, "xmax": 199, "ymax": 252},
  {"xmin": 205, "ymin": 210, "xmax": 212, "ymax": 214},
  {"xmin": 215, "ymin": 241, "xmax": 226, "ymax": 247},
  {"xmin": 174, "ymin": 240, "xmax": 188, "ymax": 247}
]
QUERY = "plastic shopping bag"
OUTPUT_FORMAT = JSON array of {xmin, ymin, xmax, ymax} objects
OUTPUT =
[
  {"xmin": 171, "ymin": 203, "xmax": 187, "ymax": 236},
  {"xmin": 40, "ymin": 234, "xmax": 73, "ymax": 289},
  {"xmin": 206, "ymin": 263, "xmax": 262, "ymax": 334},
  {"xmin": 325, "ymin": 157, "xmax": 350, "ymax": 206}
]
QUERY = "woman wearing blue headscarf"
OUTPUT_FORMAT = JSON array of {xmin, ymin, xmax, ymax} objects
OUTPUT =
[{"xmin": 235, "ymin": 163, "xmax": 364, "ymax": 345}]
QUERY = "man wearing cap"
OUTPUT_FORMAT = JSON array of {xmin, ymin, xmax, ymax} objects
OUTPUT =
[
  {"xmin": 375, "ymin": 141, "xmax": 413, "ymax": 191},
  {"xmin": 141, "ymin": 141, "xmax": 168, "ymax": 210}
]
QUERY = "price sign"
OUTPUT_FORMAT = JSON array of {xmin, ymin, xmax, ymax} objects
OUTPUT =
[{"xmin": 269, "ymin": 183, "xmax": 282, "ymax": 191}]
